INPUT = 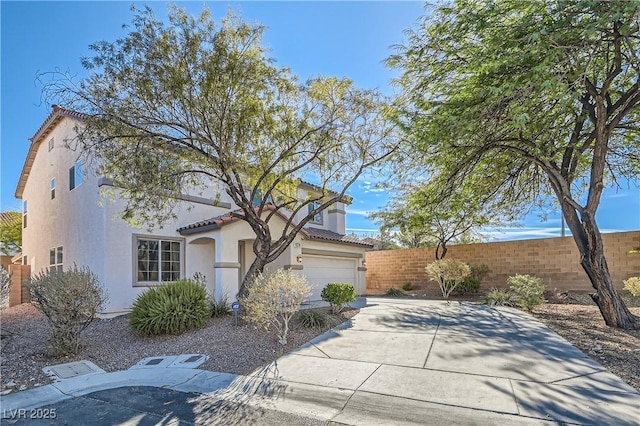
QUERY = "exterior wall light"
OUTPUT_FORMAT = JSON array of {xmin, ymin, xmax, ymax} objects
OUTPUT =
[
  {"xmin": 362, "ymin": 260, "xmax": 367, "ymax": 267},
  {"xmin": 296, "ymin": 255, "xmax": 303, "ymax": 263}
]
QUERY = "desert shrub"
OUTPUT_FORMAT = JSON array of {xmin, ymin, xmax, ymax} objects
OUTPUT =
[
  {"xmin": 209, "ymin": 294, "xmax": 232, "ymax": 317},
  {"xmin": 384, "ymin": 287, "xmax": 405, "ymax": 297},
  {"xmin": 27, "ymin": 265, "xmax": 108, "ymax": 355},
  {"xmin": 402, "ymin": 282, "xmax": 414, "ymax": 291},
  {"xmin": 425, "ymin": 259, "xmax": 471, "ymax": 299},
  {"xmin": 453, "ymin": 264, "xmax": 489, "ymax": 295},
  {"xmin": 130, "ymin": 279, "xmax": 209, "ymax": 336},
  {"xmin": 295, "ymin": 309, "xmax": 328, "ymax": 328},
  {"xmin": 508, "ymin": 274, "xmax": 546, "ymax": 311},
  {"xmin": 0, "ymin": 267, "xmax": 11, "ymax": 309},
  {"xmin": 240, "ymin": 269, "xmax": 311, "ymax": 346},
  {"xmin": 485, "ymin": 288, "xmax": 518, "ymax": 307},
  {"xmin": 624, "ymin": 277, "xmax": 640, "ymax": 297},
  {"xmin": 321, "ymin": 282, "xmax": 356, "ymax": 314},
  {"xmin": 454, "ymin": 277, "xmax": 481, "ymax": 295}
]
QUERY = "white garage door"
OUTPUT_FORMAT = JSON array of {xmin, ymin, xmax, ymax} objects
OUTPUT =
[{"xmin": 303, "ymin": 255, "xmax": 357, "ymax": 300}]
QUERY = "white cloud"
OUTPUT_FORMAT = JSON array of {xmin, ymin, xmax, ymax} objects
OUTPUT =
[{"xmin": 346, "ymin": 208, "xmax": 371, "ymax": 217}]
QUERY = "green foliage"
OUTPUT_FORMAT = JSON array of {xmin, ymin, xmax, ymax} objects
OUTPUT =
[
  {"xmin": 384, "ymin": 287, "xmax": 406, "ymax": 297},
  {"xmin": 454, "ymin": 277, "xmax": 481, "ymax": 296},
  {"xmin": 623, "ymin": 277, "xmax": 640, "ymax": 297},
  {"xmin": 453, "ymin": 264, "xmax": 489, "ymax": 295},
  {"xmin": 0, "ymin": 211, "xmax": 21, "ymax": 255},
  {"xmin": 209, "ymin": 294, "xmax": 232, "ymax": 318},
  {"xmin": 485, "ymin": 288, "xmax": 518, "ymax": 307},
  {"xmin": 27, "ymin": 266, "xmax": 108, "ymax": 355},
  {"xmin": 295, "ymin": 309, "xmax": 328, "ymax": 328},
  {"xmin": 0, "ymin": 267, "xmax": 11, "ymax": 309},
  {"xmin": 44, "ymin": 5, "xmax": 396, "ymax": 296},
  {"xmin": 508, "ymin": 274, "xmax": 546, "ymax": 311},
  {"xmin": 240, "ymin": 269, "xmax": 311, "ymax": 346},
  {"xmin": 320, "ymin": 282, "xmax": 356, "ymax": 314},
  {"xmin": 130, "ymin": 279, "xmax": 209, "ymax": 336},
  {"xmin": 425, "ymin": 259, "xmax": 471, "ymax": 299},
  {"xmin": 401, "ymin": 282, "xmax": 413, "ymax": 291},
  {"xmin": 390, "ymin": 0, "xmax": 640, "ymax": 326}
]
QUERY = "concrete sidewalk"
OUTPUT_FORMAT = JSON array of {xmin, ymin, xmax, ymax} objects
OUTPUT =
[{"xmin": 1, "ymin": 298, "xmax": 639, "ymax": 425}]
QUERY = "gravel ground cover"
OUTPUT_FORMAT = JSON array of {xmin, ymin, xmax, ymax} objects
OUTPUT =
[
  {"xmin": 532, "ymin": 294, "xmax": 640, "ymax": 392},
  {"xmin": 0, "ymin": 303, "xmax": 355, "ymax": 395},
  {"xmin": 2, "ymin": 295, "xmax": 639, "ymax": 395}
]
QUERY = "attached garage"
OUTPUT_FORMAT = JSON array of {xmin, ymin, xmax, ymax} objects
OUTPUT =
[{"xmin": 302, "ymin": 255, "xmax": 359, "ymax": 300}]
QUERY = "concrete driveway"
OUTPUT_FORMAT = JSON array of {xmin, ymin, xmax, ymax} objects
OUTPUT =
[{"xmin": 2, "ymin": 298, "xmax": 639, "ymax": 425}]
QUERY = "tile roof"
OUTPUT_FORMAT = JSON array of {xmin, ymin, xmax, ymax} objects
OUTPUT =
[
  {"xmin": 15, "ymin": 105, "xmax": 85, "ymax": 199},
  {"xmin": 178, "ymin": 207, "xmax": 372, "ymax": 247},
  {"xmin": 0, "ymin": 211, "xmax": 21, "ymax": 228},
  {"xmin": 303, "ymin": 227, "xmax": 372, "ymax": 247}
]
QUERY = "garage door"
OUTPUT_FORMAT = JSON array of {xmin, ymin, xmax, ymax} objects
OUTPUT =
[{"xmin": 303, "ymin": 256, "xmax": 357, "ymax": 300}]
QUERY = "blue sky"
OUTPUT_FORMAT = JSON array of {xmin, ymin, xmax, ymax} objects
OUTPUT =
[{"xmin": 1, "ymin": 1, "xmax": 638, "ymax": 241}]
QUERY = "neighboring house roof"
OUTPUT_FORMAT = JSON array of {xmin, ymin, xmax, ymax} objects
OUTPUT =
[
  {"xmin": 0, "ymin": 211, "xmax": 21, "ymax": 228},
  {"xmin": 178, "ymin": 207, "xmax": 372, "ymax": 247},
  {"xmin": 15, "ymin": 105, "xmax": 85, "ymax": 199}
]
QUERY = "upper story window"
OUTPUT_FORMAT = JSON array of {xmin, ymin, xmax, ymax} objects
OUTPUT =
[
  {"xmin": 22, "ymin": 200, "xmax": 27, "ymax": 228},
  {"xmin": 49, "ymin": 246, "xmax": 63, "ymax": 272},
  {"xmin": 50, "ymin": 178, "xmax": 56, "ymax": 199},
  {"xmin": 308, "ymin": 201, "xmax": 323, "ymax": 224},
  {"xmin": 69, "ymin": 161, "xmax": 83, "ymax": 190},
  {"xmin": 136, "ymin": 237, "xmax": 182, "ymax": 284},
  {"xmin": 48, "ymin": 137, "xmax": 54, "ymax": 152}
]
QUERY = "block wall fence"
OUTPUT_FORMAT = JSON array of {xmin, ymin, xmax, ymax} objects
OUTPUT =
[{"xmin": 365, "ymin": 231, "xmax": 640, "ymax": 295}]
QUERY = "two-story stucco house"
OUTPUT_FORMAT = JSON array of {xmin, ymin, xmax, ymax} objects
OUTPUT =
[{"xmin": 15, "ymin": 106, "xmax": 370, "ymax": 315}]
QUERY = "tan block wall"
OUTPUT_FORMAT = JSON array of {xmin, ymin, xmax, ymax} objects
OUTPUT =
[
  {"xmin": 366, "ymin": 231, "xmax": 640, "ymax": 295},
  {"xmin": 5, "ymin": 264, "xmax": 30, "ymax": 307}
]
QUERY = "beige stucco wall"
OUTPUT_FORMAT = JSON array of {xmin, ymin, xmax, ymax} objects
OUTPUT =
[{"xmin": 366, "ymin": 231, "xmax": 640, "ymax": 295}]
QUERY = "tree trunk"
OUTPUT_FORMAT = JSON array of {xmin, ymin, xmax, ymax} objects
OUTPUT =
[
  {"xmin": 564, "ymin": 207, "xmax": 639, "ymax": 329},
  {"xmin": 239, "ymin": 255, "xmax": 267, "ymax": 297}
]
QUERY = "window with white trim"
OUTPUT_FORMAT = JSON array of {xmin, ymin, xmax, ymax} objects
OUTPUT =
[
  {"xmin": 308, "ymin": 201, "xmax": 323, "ymax": 224},
  {"xmin": 49, "ymin": 246, "xmax": 63, "ymax": 272},
  {"xmin": 51, "ymin": 178, "xmax": 56, "ymax": 199},
  {"xmin": 136, "ymin": 237, "xmax": 182, "ymax": 283},
  {"xmin": 69, "ymin": 161, "xmax": 83, "ymax": 190}
]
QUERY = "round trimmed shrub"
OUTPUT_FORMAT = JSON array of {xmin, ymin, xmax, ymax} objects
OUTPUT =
[
  {"xmin": 507, "ymin": 274, "xmax": 546, "ymax": 311},
  {"xmin": 130, "ymin": 279, "xmax": 209, "ymax": 335},
  {"xmin": 321, "ymin": 282, "xmax": 356, "ymax": 314}
]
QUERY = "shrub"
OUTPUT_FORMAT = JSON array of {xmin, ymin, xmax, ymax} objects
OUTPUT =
[
  {"xmin": 507, "ymin": 274, "xmax": 546, "ymax": 311},
  {"xmin": 401, "ymin": 282, "xmax": 414, "ymax": 291},
  {"xmin": 0, "ymin": 267, "xmax": 11, "ymax": 309},
  {"xmin": 295, "ymin": 309, "xmax": 328, "ymax": 328},
  {"xmin": 240, "ymin": 269, "xmax": 311, "ymax": 346},
  {"xmin": 485, "ymin": 288, "xmax": 518, "ymax": 307},
  {"xmin": 27, "ymin": 265, "xmax": 108, "ymax": 356},
  {"xmin": 130, "ymin": 279, "xmax": 209, "ymax": 336},
  {"xmin": 425, "ymin": 259, "xmax": 471, "ymax": 299},
  {"xmin": 209, "ymin": 294, "xmax": 232, "ymax": 317},
  {"xmin": 384, "ymin": 287, "xmax": 406, "ymax": 297},
  {"xmin": 453, "ymin": 264, "xmax": 489, "ymax": 295},
  {"xmin": 321, "ymin": 282, "xmax": 356, "ymax": 314},
  {"xmin": 454, "ymin": 277, "xmax": 481, "ymax": 295},
  {"xmin": 624, "ymin": 277, "xmax": 640, "ymax": 297}
]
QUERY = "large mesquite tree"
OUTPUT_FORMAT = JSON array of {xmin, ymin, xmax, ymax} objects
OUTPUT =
[
  {"xmin": 390, "ymin": 1, "xmax": 640, "ymax": 328},
  {"xmin": 43, "ymin": 6, "xmax": 397, "ymax": 293}
]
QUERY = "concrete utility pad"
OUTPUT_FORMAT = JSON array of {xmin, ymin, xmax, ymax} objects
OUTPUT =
[
  {"xmin": 305, "ymin": 328, "xmax": 436, "ymax": 368},
  {"xmin": 42, "ymin": 360, "xmax": 105, "ymax": 382},
  {"xmin": 358, "ymin": 364, "xmax": 519, "ymax": 414}
]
